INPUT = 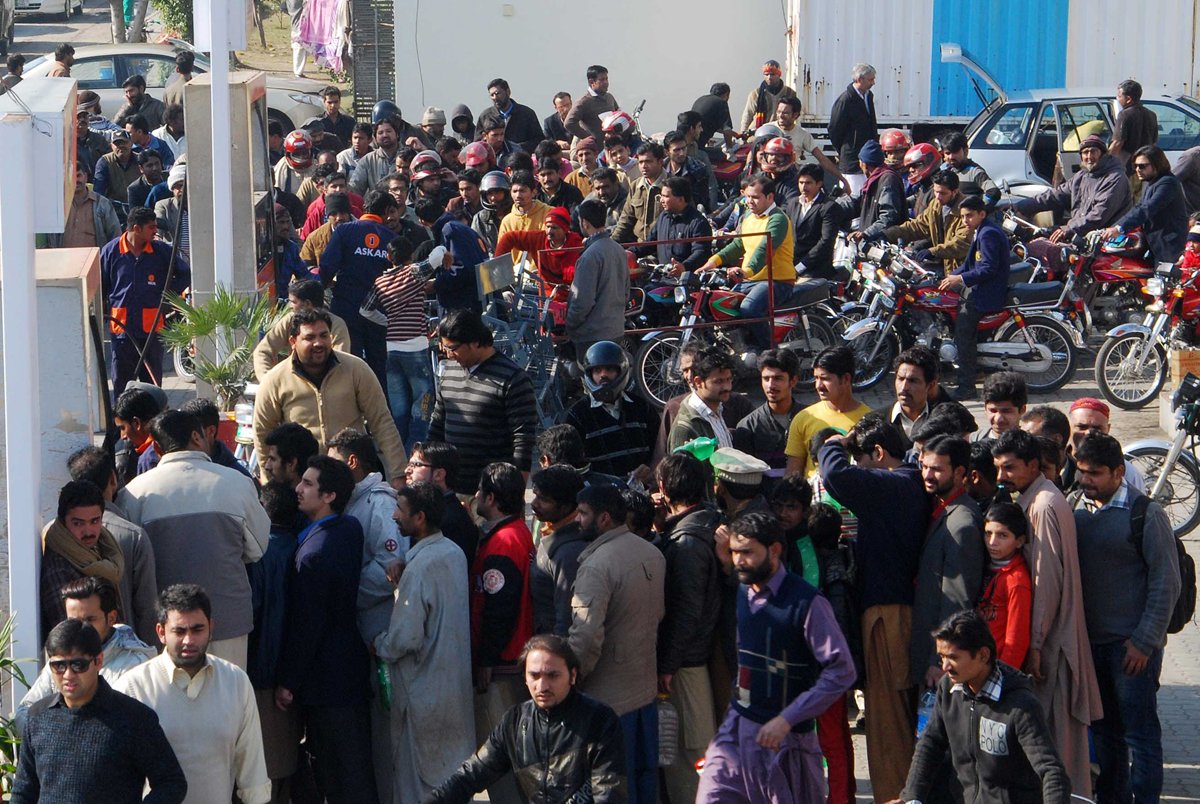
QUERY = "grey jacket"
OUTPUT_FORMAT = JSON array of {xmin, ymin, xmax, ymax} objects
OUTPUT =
[
  {"xmin": 1018, "ymin": 152, "xmax": 1132, "ymax": 237},
  {"xmin": 45, "ymin": 191, "xmax": 121, "ymax": 248},
  {"xmin": 350, "ymin": 147, "xmax": 398, "ymax": 195},
  {"xmin": 566, "ymin": 231, "xmax": 629, "ymax": 345},
  {"xmin": 103, "ymin": 500, "xmax": 160, "ymax": 646},
  {"xmin": 345, "ymin": 472, "xmax": 406, "ymax": 643},
  {"xmin": 118, "ymin": 451, "xmax": 270, "ymax": 640},
  {"xmin": 910, "ymin": 495, "xmax": 985, "ymax": 686},
  {"xmin": 569, "ymin": 526, "xmax": 665, "ymax": 716}
]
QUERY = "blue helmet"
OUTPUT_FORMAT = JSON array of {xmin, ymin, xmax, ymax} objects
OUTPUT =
[{"xmin": 372, "ymin": 99, "xmax": 401, "ymax": 125}]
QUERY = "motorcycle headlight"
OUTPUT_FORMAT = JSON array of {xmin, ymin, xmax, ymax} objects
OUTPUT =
[
  {"xmin": 673, "ymin": 286, "xmax": 687, "ymax": 303},
  {"xmin": 1145, "ymin": 277, "xmax": 1165, "ymax": 297}
]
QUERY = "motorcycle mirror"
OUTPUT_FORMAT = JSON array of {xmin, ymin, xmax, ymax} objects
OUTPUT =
[{"xmin": 866, "ymin": 245, "xmax": 887, "ymax": 263}]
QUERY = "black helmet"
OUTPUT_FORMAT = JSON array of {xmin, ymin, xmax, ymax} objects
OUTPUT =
[
  {"xmin": 480, "ymin": 170, "xmax": 511, "ymax": 211},
  {"xmin": 582, "ymin": 341, "xmax": 631, "ymax": 403},
  {"xmin": 372, "ymin": 99, "xmax": 401, "ymax": 125}
]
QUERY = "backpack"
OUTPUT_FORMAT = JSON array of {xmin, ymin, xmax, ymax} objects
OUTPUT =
[{"xmin": 1130, "ymin": 495, "xmax": 1197, "ymax": 634}]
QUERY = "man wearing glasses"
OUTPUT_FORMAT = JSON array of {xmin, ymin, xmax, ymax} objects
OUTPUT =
[
  {"xmin": 1099, "ymin": 145, "xmax": 1189, "ymax": 265},
  {"xmin": 14, "ymin": 618, "xmax": 186, "ymax": 803}
]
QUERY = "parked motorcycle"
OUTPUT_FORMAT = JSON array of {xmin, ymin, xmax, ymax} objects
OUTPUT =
[
  {"xmin": 1002, "ymin": 211, "xmax": 1153, "ymax": 333},
  {"xmin": 1123, "ymin": 373, "xmax": 1200, "ymax": 536},
  {"xmin": 842, "ymin": 244, "xmax": 1081, "ymax": 392},
  {"xmin": 634, "ymin": 270, "xmax": 839, "ymax": 407},
  {"xmin": 1094, "ymin": 260, "xmax": 1200, "ymax": 409}
]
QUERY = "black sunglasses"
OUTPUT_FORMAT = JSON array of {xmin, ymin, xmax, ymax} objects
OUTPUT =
[{"xmin": 49, "ymin": 657, "xmax": 95, "ymax": 675}]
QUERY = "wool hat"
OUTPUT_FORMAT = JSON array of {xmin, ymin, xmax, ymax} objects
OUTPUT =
[
  {"xmin": 710, "ymin": 447, "xmax": 770, "ymax": 486},
  {"xmin": 575, "ymin": 136, "xmax": 599, "ymax": 153},
  {"xmin": 325, "ymin": 192, "xmax": 352, "ymax": 216},
  {"xmin": 1070, "ymin": 397, "xmax": 1110, "ymax": 418},
  {"xmin": 167, "ymin": 162, "xmax": 187, "ymax": 189},
  {"xmin": 1079, "ymin": 134, "xmax": 1107, "ymax": 154},
  {"xmin": 421, "ymin": 106, "xmax": 447, "ymax": 126},
  {"xmin": 545, "ymin": 206, "xmax": 571, "ymax": 230},
  {"xmin": 1188, "ymin": 225, "xmax": 1200, "ymax": 243},
  {"xmin": 858, "ymin": 140, "xmax": 884, "ymax": 167}
]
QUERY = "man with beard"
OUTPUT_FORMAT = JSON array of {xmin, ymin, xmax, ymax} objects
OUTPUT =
[
  {"xmin": 529, "ymin": 465, "xmax": 587, "ymax": 636},
  {"xmin": 846, "ymin": 140, "xmax": 908, "ymax": 241},
  {"xmin": 477, "ymin": 78, "xmax": 543, "ymax": 153},
  {"xmin": 734, "ymin": 348, "xmax": 804, "ymax": 480},
  {"xmin": 912, "ymin": 436, "xmax": 985, "ymax": 694},
  {"xmin": 580, "ymin": 167, "xmax": 628, "ymax": 230},
  {"xmin": 699, "ymin": 511, "xmax": 855, "ymax": 803},
  {"xmin": 739, "ymin": 59, "xmax": 797, "ymax": 132},
  {"xmin": 872, "ymin": 346, "xmax": 951, "ymax": 449},
  {"xmin": 469, "ymin": 463, "xmax": 535, "ymax": 804},
  {"xmin": 115, "ymin": 584, "xmax": 270, "ymax": 803}
]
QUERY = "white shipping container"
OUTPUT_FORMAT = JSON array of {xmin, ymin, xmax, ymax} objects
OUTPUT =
[{"xmin": 1065, "ymin": 0, "xmax": 1200, "ymax": 98}]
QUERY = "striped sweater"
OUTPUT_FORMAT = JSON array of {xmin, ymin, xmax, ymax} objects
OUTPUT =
[
  {"xmin": 428, "ymin": 352, "xmax": 538, "ymax": 493},
  {"xmin": 373, "ymin": 265, "xmax": 428, "ymax": 343}
]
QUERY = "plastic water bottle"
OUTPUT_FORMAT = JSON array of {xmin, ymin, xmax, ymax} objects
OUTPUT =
[
  {"xmin": 657, "ymin": 695, "xmax": 680, "ymax": 767},
  {"xmin": 915, "ymin": 688, "xmax": 937, "ymax": 737},
  {"xmin": 376, "ymin": 658, "xmax": 392, "ymax": 712}
]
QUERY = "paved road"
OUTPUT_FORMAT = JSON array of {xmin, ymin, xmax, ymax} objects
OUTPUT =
[{"xmin": 12, "ymin": 0, "xmax": 116, "ymax": 58}]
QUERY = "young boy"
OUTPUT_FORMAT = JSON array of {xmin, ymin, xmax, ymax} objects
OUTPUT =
[{"xmin": 977, "ymin": 502, "xmax": 1033, "ymax": 670}]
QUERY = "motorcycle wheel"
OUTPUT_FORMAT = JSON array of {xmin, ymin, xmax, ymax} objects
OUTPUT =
[
  {"xmin": 1005, "ymin": 316, "xmax": 1077, "ymax": 393},
  {"xmin": 1094, "ymin": 333, "xmax": 1167, "ymax": 410},
  {"xmin": 780, "ymin": 314, "xmax": 839, "ymax": 393},
  {"xmin": 1126, "ymin": 445, "xmax": 1200, "ymax": 537},
  {"xmin": 846, "ymin": 327, "xmax": 898, "ymax": 391},
  {"xmin": 635, "ymin": 333, "xmax": 689, "ymax": 409},
  {"xmin": 173, "ymin": 344, "xmax": 197, "ymax": 383}
]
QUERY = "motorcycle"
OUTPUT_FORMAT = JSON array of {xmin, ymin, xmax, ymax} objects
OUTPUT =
[
  {"xmin": 633, "ymin": 270, "xmax": 839, "ymax": 407},
  {"xmin": 1093, "ymin": 260, "xmax": 1200, "ymax": 409},
  {"xmin": 1002, "ymin": 211, "xmax": 1153, "ymax": 333},
  {"xmin": 842, "ymin": 244, "xmax": 1082, "ymax": 393},
  {"xmin": 1123, "ymin": 373, "xmax": 1200, "ymax": 536}
]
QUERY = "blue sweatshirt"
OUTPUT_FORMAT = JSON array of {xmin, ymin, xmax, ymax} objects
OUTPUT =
[{"xmin": 954, "ymin": 217, "xmax": 1010, "ymax": 313}]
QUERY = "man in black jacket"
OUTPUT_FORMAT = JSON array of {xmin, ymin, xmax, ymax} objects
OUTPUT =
[
  {"xmin": 405, "ymin": 441, "xmax": 479, "ymax": 566},
  {"xmin": 277, "ymin": 456, "xmax": 378, "ymax": 803},
  {"xmin": 647, "ymin": 176, "xmax": 712, "ymax": 270},
  {"xmin": 828, "ymin": 63, "xmax": 878, "ymax": 195},
  {"xmin": 476, "ymin": 78, "xmax": 543, "ymax": 153},
  {"xmin": 898, "ymin": 610, "xmax": 1070, "ymax": 804},
  {"xmin": 655, "ymin": 453, "xmax": 724, "ymax": 804},
  {"xmin": 428, "ymin": 635, "xmax": 626, "ymax": 803},
  {"xmin": 784, "ymin": 163, "xmax": 840, "ymax": 279},
  {"xmin": 529, "ymin": 466, "xmax": 587, "ymax": 636}
]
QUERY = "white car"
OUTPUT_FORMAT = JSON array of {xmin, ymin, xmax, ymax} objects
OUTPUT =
[
  {"xmin": 15, "ymin": 0, "xmax": 80, "ymax": 23},
  {"xmin": 23, "ymin": 39, "xmax": 328, "ymax": 131},
  {"xmin": 941, "ymin": 43, "xmax": 1200, "ymax": 191}
]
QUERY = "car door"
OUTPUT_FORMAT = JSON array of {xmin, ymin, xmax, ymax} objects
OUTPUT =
[
  {"xmin": 970, "ymin": 102, "xmax": 1037, "ymax": 184},
  {"xmin": 67, "ymin": 54, "xmax": 122, "ymax": 117},
  {"xmin": 118, "ymin": 54, "xmax": 177, "ymax": 97},
  {"xmin": 1054, "ymin": 101, "xmax": 1113, "ymax": 180},
  {"xmin": 1140, "ymin": 99, "xmax": 1200, "ymax": 166}
]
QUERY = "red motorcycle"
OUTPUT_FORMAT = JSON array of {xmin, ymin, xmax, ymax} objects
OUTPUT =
[
  {"xmin": 1003, "ymin": 211, "xmax": 1154, "ymax": 332},
  {"xmin": 633, "ymin": 269, "xmax": 839, "ymax": 407},
  {"xmin": 843, "ymin": 244, "xmax": 1081, "ymax": 393}
]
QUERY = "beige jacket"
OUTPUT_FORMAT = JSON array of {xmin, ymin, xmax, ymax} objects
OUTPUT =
[
  {"xmin": 252, "ymin": 311, "xmax": 352, "ymax": 381},
  {"xmin": 253, "ymin": 351, "xmax": 407, "ymax": 481},
  {"xmin": 568, "ymin": 526, "xmax": 665, "ymax": 716}
]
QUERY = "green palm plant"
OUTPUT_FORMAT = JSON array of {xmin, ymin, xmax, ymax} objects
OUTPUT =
[
  {"xmin": 159, "ymin": 286, "xmax": 284, "ymax": 410},
  {"xmin": 0, "ymin": 614, "xmax": 33, "ymax": 794}
]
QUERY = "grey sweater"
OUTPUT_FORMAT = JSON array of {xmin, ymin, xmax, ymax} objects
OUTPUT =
[
  {"xmin": 1073, "ymin": 491, "xmax": 1181, "ymax": 654},
  {"xmin": 566, "ymin": 231, "xmax": 629, "ymax": 346}
]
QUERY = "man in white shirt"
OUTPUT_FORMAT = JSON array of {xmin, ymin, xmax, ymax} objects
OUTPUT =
[
  {"xmin": 775, "ymin": 97, "xmax": 850, "ymax": 193},
  {"xmin": 115, "ymin": 584, "xmax": 270, "ymax": 804},
  {"xmin": 667, "ymin": 348, "xmax": 738, "ymax": 452}
]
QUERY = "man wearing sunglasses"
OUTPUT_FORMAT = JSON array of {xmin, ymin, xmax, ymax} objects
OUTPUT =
[{"xmin": 13, "ymin": 618, "xmax": 186, "ymax": 803}]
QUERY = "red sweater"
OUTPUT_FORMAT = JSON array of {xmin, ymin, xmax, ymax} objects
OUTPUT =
[
  {"xmin": 977, "ymin": 552, "xmax": 1033, "ymax": 668},
  {"xmin": 300, "ymin": 191, "xmax": 365, "ymax": 239},
  {"xmin": 494, "ymin": 229, "xmax": 583, "ymax": 287}
]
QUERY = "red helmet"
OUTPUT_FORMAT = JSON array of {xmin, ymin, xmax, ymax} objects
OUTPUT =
[
  {"xmin": 283, "ymin": 129, "xmax": 313, "ymax": 170},
  {"xmin": 600, "ymin": 110, "xmax": 635, "ymax": 135},
  {"xmin": 902, "ymin": 142, "xmax": 939, "ymax": 183},
  {"xmin": 412, "ymin": 168, "xmax": 440, "ymax": 183},
  {"xmin": 460, "ymin": 141, "xmax": 494, "ymax": 169},
  {"xmin": 879, "ymin": 128, "xmax": 912, "ymax": 153},
  {"xmin": 762, "ymin": 136, "xmax": 795, "ymax": 169}
]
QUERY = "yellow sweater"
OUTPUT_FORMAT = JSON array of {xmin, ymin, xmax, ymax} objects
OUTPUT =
[
  {"xmin": 498, "ymin": 201, "xmax": 551, "ymax": 267},
  {"xmin": 714, "ymin": 206, "xmax": 795, "ymax": 282}
]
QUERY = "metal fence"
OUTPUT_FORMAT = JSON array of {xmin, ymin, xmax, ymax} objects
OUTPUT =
[{"xmin": 349, "ymin": 0, "xmax": 395, "ymax": 120}]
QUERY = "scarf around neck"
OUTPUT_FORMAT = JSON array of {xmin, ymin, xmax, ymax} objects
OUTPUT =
[{"xmin": 42, "ymin": 518, "xmax": 125, "ymax": 597}]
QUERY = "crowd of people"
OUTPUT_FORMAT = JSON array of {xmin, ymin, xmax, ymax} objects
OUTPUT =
[{"xmin": 16, "ymin": 50, "xmax": 1195, "ymax": 804}]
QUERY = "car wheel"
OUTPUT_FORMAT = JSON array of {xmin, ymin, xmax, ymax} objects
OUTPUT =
[{"xmin": 268, "ymin": 109, "xmax": 294, "ymax": 134}]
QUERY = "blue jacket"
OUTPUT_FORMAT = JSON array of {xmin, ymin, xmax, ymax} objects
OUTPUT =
[
  {"xmin": 319, "ymin": 214, "xmax": 396, "ymax": 317},
  {"xmin": 277, "ymin": 514, "xmax": 371, "ymax": 706},
  {"xmin": 818, "ymin": 441, "xmax": 930, "ymax": 609},
  {"xmin": 436, "ymin": 220, "xmax": 486, "ymax": 313},
  {"xmin": 247, "ymin": 525, "xmax": 297, "ymax": 690},
  {"xmin": 954, "ymin": 217, "xmax": 1010, "ymax": 313},
  {"xmin": 1118, "ymin": 172, "xmax": 1188, "ymax": 265},
  {"xmin": 99, "ymin": 233, "xmax": 191, "ymax": 339}
]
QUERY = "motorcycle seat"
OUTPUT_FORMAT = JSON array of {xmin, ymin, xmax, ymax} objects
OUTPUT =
[
  {"xmin": 1008, "ymin": 260, "xmax": 1034, "ymax": 284},
  {"xmin": 1005, "ymin": 281, "xmax": 1063, "ymax": 307},
  {"xmin": 779, "ymin": 279, "xmax": 831, "ymax": 309}
]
